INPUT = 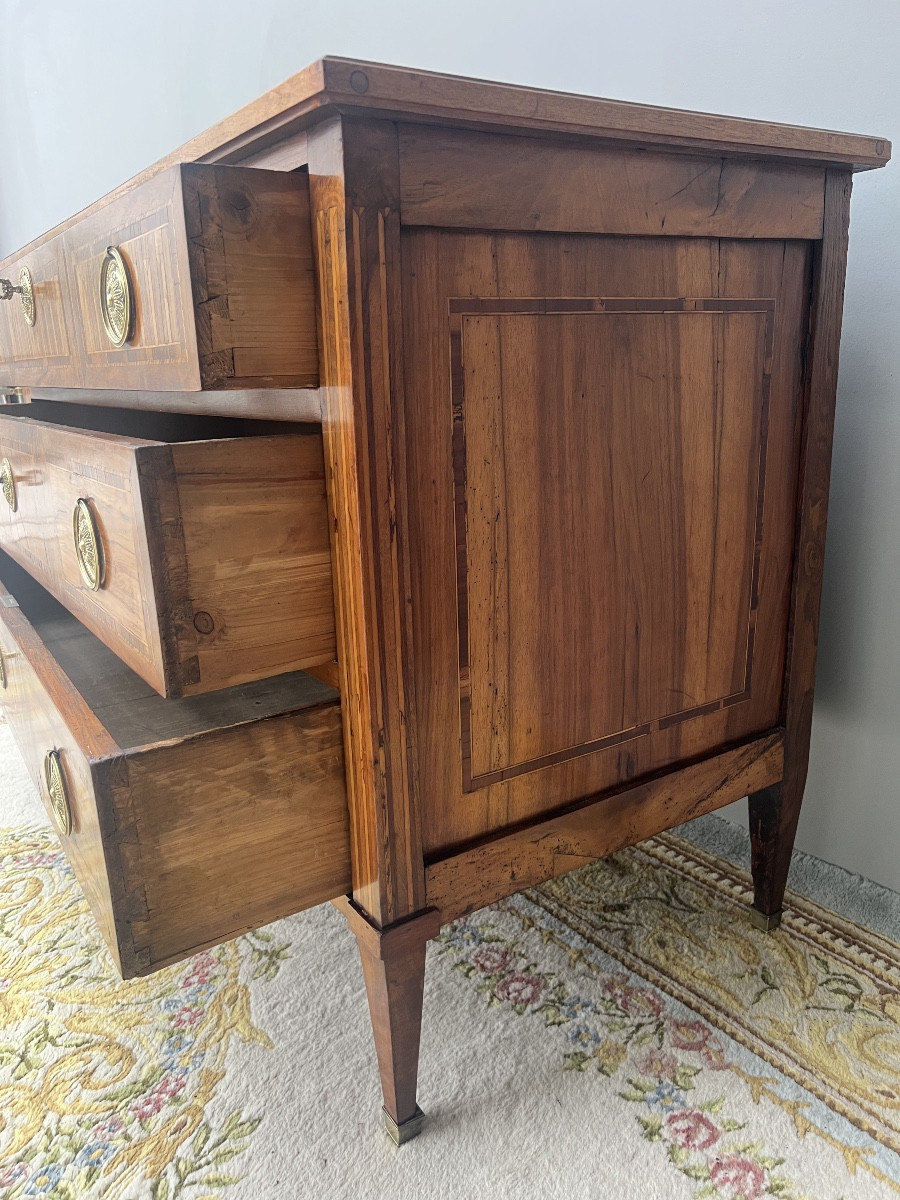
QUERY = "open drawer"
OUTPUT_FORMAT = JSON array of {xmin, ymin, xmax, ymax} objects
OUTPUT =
[
  {"xmin": 0, "ymin": 550, "xmax": 350, "ymax": 978},
  {"xmin": 0, "ymin": 409, "xmax": 336, "ymax": 697},
  {"xmin": 0, "ymin": 164, "xmax": 318, "ymax": 393}
]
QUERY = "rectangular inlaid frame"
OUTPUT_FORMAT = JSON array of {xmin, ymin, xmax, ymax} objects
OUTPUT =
[{"xmin": 450, "ymin": 297, "xmax": 777, "ymax": 793}]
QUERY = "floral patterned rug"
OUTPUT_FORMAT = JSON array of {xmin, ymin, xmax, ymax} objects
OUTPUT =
[
  {"xmin": 0, "ymin": 827, "xmax": 286, "ymax": 1200},
  {"xmin": 439, "ymin": 836, "xmax": 900, "ymax": 1199},
  {"xmin": 1, "ymin": 775, "xmax": 898, "ymax": 1198}
]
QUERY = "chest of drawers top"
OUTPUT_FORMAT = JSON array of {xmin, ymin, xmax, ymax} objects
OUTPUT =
[{"xmin": 0, "ymin": 57, "xmax": 888, "ymax": 409}]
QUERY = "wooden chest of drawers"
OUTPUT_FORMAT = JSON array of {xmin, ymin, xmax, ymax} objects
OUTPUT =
[{"xmin": 0, "ymin": 57, "xmax": 889, "ymax": 1144}]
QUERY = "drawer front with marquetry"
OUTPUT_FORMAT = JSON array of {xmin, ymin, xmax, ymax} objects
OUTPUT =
[
  {"xmin": 0, "ymin": 412, "xmax": 336, "ymax": 696},
  {"xmin": 0, "ymin": 235, "xmax": 79, "ymax": 387},
  {"xmin": 0, "ymin": 164, "xmax": 319, "ymax": 393},
  {"xmin": 0, "ymin": 551, "xmax": 350, "ymax": 978}
]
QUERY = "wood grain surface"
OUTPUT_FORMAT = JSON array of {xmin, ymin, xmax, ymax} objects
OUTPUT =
[
  {"xmin": 3, "ymin": 165, "xmax": 319, "ymax": 394},
  {"xmin": 0, "ymin": 414, "xmax": 336, "ymax": 696},
  {"xmin": 181, "ymin": 164, "xmax": 318, "ymax": 388},
  {"xmin": 453, "ymin": 299, "xmax": 772, "ymax": 791},
  {"xmin": 313, "ymin": 59, "xmax": 889, "ymax": 170},
  {"xmin": 0, "ymin": 413, "xmax": 169, "ymax": 686},
  {"xmin": 335, "ymin": 898, "xmax": 442, "ymax": 1131},
  {"xmin": 308, "ymin": 118, "xmax": 426, "ymax": 926},
  {"xmin": 0, "ymin": 561, "xmax": 121, "ymax": 961},
  {"xmin": 399, "ymin": 128, "xmax": 826, "ymax": 239},
  {"xmin": 402, "ymin": 229, "xmax": 810, "ymax": 856},
  {"xmin": 0, "ymin": 235, "xmax": 79, "ymax": 387},
  {"xmin": 749, "ymin": 169, "xmax": 855, "ymax": 917},
  {"xmin": 65, "ymin": 168, "xmax": 199, "ymax": 390},
  {"xmin": 112, "ymin": 702, "xmax": 348, "ymax": 971},
  {"xmin": 168, "ymin": 434, "xmax": 336, "ymax": 691},
  {"xmin": 0, "ymin": 553, "xmax": 350, "ymax": 977},
  {"xmin": 0, "ymin": 57, "xmax": 888, "ymax": 278},
  {"xmin": 425, "ymin": 731, "xmax": 784, "ymax": 922}
]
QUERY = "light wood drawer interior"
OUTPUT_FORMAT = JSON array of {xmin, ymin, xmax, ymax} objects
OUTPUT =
[
  {"xmin": 0, "ymin": 407, "xmax": 336, "ymax": 697},
  {"xmin": 1, "ymin": 163, "xmax": 318, "ymax": 392},
  {"xmin": 0, "ymin": 550, "xmax": 350, "ymax": 977}
]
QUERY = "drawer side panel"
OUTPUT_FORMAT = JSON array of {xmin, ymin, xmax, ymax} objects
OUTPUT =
[
  {"xmin": 110, "ymin": 703, "xmax": 350, "ymax": 972},
  {"xmin": 182, "ymin": 165, "xmax": 319, "ymax": 389},
  {"xmin": 169, "ymin": 433, "xmax": 337, "ymax": 692}
]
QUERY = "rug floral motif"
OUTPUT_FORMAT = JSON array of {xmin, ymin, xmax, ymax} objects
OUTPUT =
[
  {"xmin": 3, "ymin": 812, "xmax": 900, "ymax": 1198},
  {"xmin": 0, "ymin": 826, "xmax": 286, "ymax": 1200},
  {"xmin": 440, "ymin": 833, "xmax": 900, "ymax": 1199}
]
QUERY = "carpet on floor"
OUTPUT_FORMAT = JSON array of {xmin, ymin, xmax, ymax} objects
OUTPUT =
[{"xmin": 0, "ymin": 720, "xmax": 898, "ymax": 1200}]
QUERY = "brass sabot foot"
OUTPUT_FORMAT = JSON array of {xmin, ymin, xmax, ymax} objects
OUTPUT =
[
  {"xmin": 749, "ymin": 905, "xmax": 783, "ymax": 932},
  {"xmin": 383, "ymin": 1105, "xmax": 425, "ymax": 1146}
]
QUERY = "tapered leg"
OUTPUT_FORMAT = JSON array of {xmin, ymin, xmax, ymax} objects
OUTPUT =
[
  {"xmin": 357, "ymin": 937, "xmax": 427, "ymax": 1141},
  {"xmin": 748, "ymin": 781, "xmax": 802, "ymax": 930},
  {"xmin": 335, "ymin": 897, "xmax": 442, "ymax": 1144}
]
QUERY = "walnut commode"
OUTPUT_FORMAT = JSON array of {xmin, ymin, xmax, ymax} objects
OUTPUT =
[{"xmin": 0, "ymin": 58, "xmax": 889, "ymax": 1144}]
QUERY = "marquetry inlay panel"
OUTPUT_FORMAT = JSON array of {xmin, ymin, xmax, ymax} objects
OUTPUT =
[
  {"xmin": 69, "ymin": 201, "xmax": 191, "ymax": 367},
  {"xmin": 0, "ymin": 237, "xmax": 78, "ymax": 385},
  {"xmin": 402, "ymin": 228, "xmax": 809, "ymax": 855},
  {"xmin": 451, "ymin": 298, "xmax": 774, "ymax": 790}
]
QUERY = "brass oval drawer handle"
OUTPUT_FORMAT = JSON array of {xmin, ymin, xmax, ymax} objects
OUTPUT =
[
  {"xmin": 0, "ymin": 267, "xmax": 35, "ymax": 327},
  {"xmin": 73, "ymin": 498, "xmax": 105, "ymax": 591},
  {"xmin": 0, "ymin": 456, "xmax": 15, "ymax": 511},
  {"xmin": 99, "ymin": 247, "xmax": 134, "ymax": 347},
  {"xmin": 0, "ymin": 647, "xmax": 17, "ymax": 691},
  {"xmin": 44, "ymin": 749, "xmax": 72, "ymax": 837}
]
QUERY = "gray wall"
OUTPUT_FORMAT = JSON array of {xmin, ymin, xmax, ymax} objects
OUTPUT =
[{"xmin": 1, "ymin": 1, "xmax": 897, "ymax": 889}]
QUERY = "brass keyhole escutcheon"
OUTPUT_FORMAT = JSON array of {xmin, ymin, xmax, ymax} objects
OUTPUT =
[
  {"xmin": 44, "ymin": 750, "xmax": 72, "ymax": 837},
  {"xmin": 99, "ymin": 247, "xmax": 134, "ymax": 347},
  {"xmin": 0, "ymin": 267, "xmax": 35, "ymax": 326},
  {"xmin": 19, "ymin": 268, "xmax": 35, "ymax": 326},
  {"xmin": 73, "ymin": 498, "xmax": 105, "ymax": 591},
  {"xmin": 0, "ymin": 457, "xmax": 15, "ymax": 511}
]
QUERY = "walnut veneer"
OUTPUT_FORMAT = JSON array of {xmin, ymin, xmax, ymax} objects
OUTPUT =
[
  {"xmin": 0, "ymin": 552, "xmax": 348, "ymax": 976},
  {"xmin": 0, "ymin": 58, "xmax": 889, "ymax": 1145},
  {"xmin": 0, "ymin": 165, "xmax": 317, "ymax": 392},
  {"xmin": 0, "ymin": 412, "xmax": 335, "ymax": 696}
]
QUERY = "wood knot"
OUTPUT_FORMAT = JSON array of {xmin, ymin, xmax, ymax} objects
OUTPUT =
[
  {"xmin": 219, "ymin": 188, "xmax": 258, "ymax": 231},
  {"xmin": 193, "ymin": 611, "xmax": 215, "ymax": 634}
]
